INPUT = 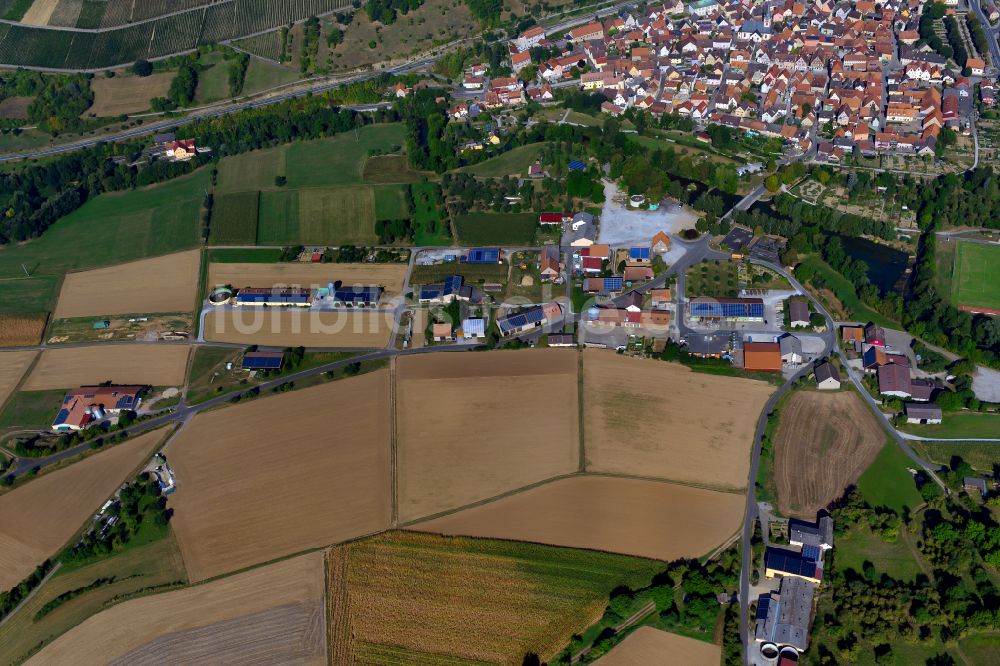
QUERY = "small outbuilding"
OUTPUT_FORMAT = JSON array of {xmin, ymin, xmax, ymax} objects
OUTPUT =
[
  {"xmin": 905, "ymin": 403, "xmax": 942, "ymax": 425},
  {"xmin": 814, "ymin": 361, "xmax": 841, "ymax": 390},
  {"xmin": 964, "ymin": 477, "xmax": 989, "ymax": 496}
]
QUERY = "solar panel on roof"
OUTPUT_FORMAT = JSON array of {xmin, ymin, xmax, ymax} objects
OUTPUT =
[
  {"xmin": 54, "ymin": 408, "xmax": 69, "ymax": 424},
  {"xmin": 801, "ymin": 545, "xmax": 821, "ymax": 562},
  {"xmin": 568, "ymin": 160, "xmax": 586, "ymax": 171}
]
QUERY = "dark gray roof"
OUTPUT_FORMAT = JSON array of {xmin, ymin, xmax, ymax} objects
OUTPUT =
[
  {"xmin": 905, "ymin": 403, "xmax": 941, "ymax": 419},
  {"xmin": 754, "ymin": 576, "xmax": 815, "ymax": 651},
  {"xmin": 814, "ymin": 361, "xmax": 840, "ymax": 384}
]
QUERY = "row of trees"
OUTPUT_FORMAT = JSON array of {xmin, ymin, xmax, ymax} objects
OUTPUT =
[{"xmin": 365, "ymin": 0, "xmax": 424, "ymax": 25}]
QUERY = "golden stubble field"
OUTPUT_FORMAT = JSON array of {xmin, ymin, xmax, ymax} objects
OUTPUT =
[
  {"xmin": 582, "ymin": 350, "xmax": 774, "ymax": 490},
  {"xmin": 28, "ymin": 551, "xmax": 327, "ymax": 666},
  {"xmin": 168, "ymin": 371, "xmax": 391, "ymax": 581},
  {"xmin": 88, "ymin": 72, "xmax": 175, "ymax": 117},
  {"xmin": 53, "ymin": 250, "xmax": 201, "ymax": 319},
  {"xmin": 0, "ymin": 350, "xmax": 37, "ymax": 410},
  {"xmin": 773, "ymin": 390, "xmax": 886, "ymax": 517},
  {"xmin": 396, "ymin": 350, "xmax": 580, "ymax": 522},
  {"xmin": 208, "ymin": 262, "xmax": 408, "ymax": 299},
  {"xmin": 413, "ymin": 476, "xmax": 744, "ymax": 561},
  {"xmin": 23, "ymin": 344, "xmax": 191, "ymax": 390},
  {"xmin": 594, "ymin": 626, "xmax": 721, "ymax": 666},
  {"xmin": 0, "ymin": 314, "xmax": 47, "ymax": 347},
  {"xmin": 0, "ymin": 428, "xmax": 168, "ymax": 590},
  {"xmin": 203, "ymin": 309, "xmax": 393, "ymax": 348}
]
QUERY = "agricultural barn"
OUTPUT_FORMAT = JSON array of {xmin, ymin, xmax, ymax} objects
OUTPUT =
[
  {"xmin": 548, "ymin": 333, "xmax": 576, "ymax": 346},
  {"xmin": 840, "ymin": 325, "xmax": 864, "ymax": 343},
  {"xmin": 236, "ymin": 288, "xmax": 313, "ymax": 307},
  {"xmin": 864, "ymin": 323, "xmax": 886, "ymax": 346},
  {"xmin": 539, "ymin": 212, "xmax": 572, "ymax": 225},
  {"xmin": 628, "ymin": 247, "xmax": 651, "ymax": 263},
  {"xmin": 242, "ymin": 351, "xmax": 285, "ymax": 371},
  {"xmin": 743, "ymin": 342, "xmax": 782, "ymax": 372},
  {"xmin": 754, "ymin": 576, "xmax": 815, "ymax": 653},
  {"xmin": 789, "ymin": 517, "xmax": 833, "ymax": 550},
  {"xmin": 787, "ymin": 299, "xmax": 810, "ymax": 327},
  {"xmin": 52, "ymin": 385, "xmax": 144, "ymax": 431},
  {"xmin": 689, "ymin": 298, "xmax": 765, "ymax": 322},
  {"xmin": 419, "ymin": 275, "xmax": 484, "ymax": 305},
  {"xmin": 497, "ymin": 302, "xmax": 561, "ymax": 336},
  {"xmin": 433, "ymin": 323, "xmax": 454, "ymax": 342},
  {"xmin": 813, "ymin": 362, "xmax": 841, "ymax": 390},
  {"xmin": 332, "ymin": 286, "xmax": 384, "ymax": 308},
  {"xmin": 905, "ymin": 403, "xmax": 942, "ymax": 424},
  {"xmin": 460, "ymin": 318, "xmax": 486, "ymax": 339},
  {"xmin": 764, "ymin": 548, "xmax": 823, "ymax": 584},
  {"xmin": 463, "ymin": 248, "xmax": 502, "ymax": 264},
  {"xmin": 863, "ymin": 346, "xmax": 909, "ymax": 373}
]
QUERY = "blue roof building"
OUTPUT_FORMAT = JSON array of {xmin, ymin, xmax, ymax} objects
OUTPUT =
[
  {"xmin": 688, "ymin": 297, "xmax": 764, "ymax": 321},
  {"xmin": 463, "ymin": 248, "xmax": 501, "ymax": 264},
  {"xmin": 332, "ymin": 285, "xmax": 383, "ymax": 306},
  {"xmin": 568, "ymin": 159, "xmax": 586, "ymax": 171},
  {"xmin": 629, "ymin": 247, "xmax": 651, "ymax": 261},
  {"xmin": 242, "ymin": 351, "xmax": 285, "ymax": 370}
]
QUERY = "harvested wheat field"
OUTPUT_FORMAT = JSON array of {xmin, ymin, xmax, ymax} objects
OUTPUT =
[
  {"xmin": 0, "ymin": 351, "xmax": 36, "ymax": 410},
  {"xmin": 594, "ymin": 627, "xmax": 721, "ymax": 666},
  {"xmin": 0, "ymin": 428, "xmax": 168, "ymax": 590},
  {"xmin": 24, "ymin": 344, "xmax": 190, "ymax": 390},
  {"xmin": 413, "ymin": 476, "xmax": 744, "ymax": 561},
  {"xmin": 773, "ymin": 390, "xmax": 886, "ymax": 517},
  {"xmin": 53, "ymin": 250, "xmax": 201, "ymax": 319},
  {"xmin": 330, "ymin": 531, "xmax": 663, "ymax": 664},
  {"xmin": 208, "ymin": 262, "xmax": 407, "ymax": 299},
  {"xmin": 410, "ymin": 309, "xmax": 426, "ymax": 348},
  {"xmin": 28, "ymin": 551, "xmax": 326, "ymax": 666},
  {"xmin": 88, "ymin": 72, "xmax": 175, "ymax": 117},
  {"xmin": 583, "ymin": 350, "xmax": 774, "ymax": 490},
  {"xmin": 168, "ymin": 371, "xmax": 391, "ymax": 581},
  {"xmin": 396, "ymin": 350, "xmax": 579, "ymax": 522},
  {"xmin": 0, "ymin": 96, "xmax": 32, "ymax": 119},
  {"xmin": 0, "ymin": 314, "xmax": 47, "ymax": 346},
  {"xmin": 203, "ymin": 309, "xmax": 392, "ymax": 348},
  {"xmin": 20, "ymin": 0, "xmax": 58, "ymax": 25}
]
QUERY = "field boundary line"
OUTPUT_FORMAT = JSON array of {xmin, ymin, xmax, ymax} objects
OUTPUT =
[
  {"xmin": 571, "ymin": 600, "xmax": 656, "ymax": 664},
  {"xmin": 390, "ymin": 356, "xmax": 398, "ymax": 527},
  {"xmin": 0, "ymin": 560, "xmax": 61, "ymax": 629},
  {"xmin": 581, "ymin": 470, "xmax": 748, "ymax": 495},
  {"xmin": 577, "ymin": 349, "xmax": 586, "ymax": 472}
]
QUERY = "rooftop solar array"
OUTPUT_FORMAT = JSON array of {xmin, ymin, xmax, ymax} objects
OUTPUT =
[
  {"xmin": 603, "ymin": 276, "xmax": 624, "ymax": 291},
  {"xmin": 243, "ymin": 352, "xmax": 285, "ymax": 370},
  {"xmin": 464, "ymin": 248, "xmax": 501, "ymax": 264},
  {"xmin": 498, "ymin": 306, "xmax": 545, "ymax": 333},
  {"xmin": 690, "ymin": 299, "xmax": 764, "ymax": 318},
  {"xmin": 568, "ymin": 160, "xmax": 586, "ymax": 171},
  {"xmin": 629, "ymin": 247, "xmax": 651, "ymax": 260}
]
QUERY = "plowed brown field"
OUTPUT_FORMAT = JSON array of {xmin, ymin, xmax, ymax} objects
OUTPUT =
[
  {"xmin": 28, "ymin": 551, "xmax": 327, "ymax": 666},
  {"xmin": 594, "ymin": 627, "xmax": 721, "ymax": 665},
  {"xmin": 24, "ymin": 344, "xmax": 190, "ymax": 390},
  {"xmin": 168, "ymin": 371, "xmax": 391, "ymax": 581},
  {"xmin": 88, "ymin": 72, "xmax": 175, "ymax": 117},
  {"xmin": 396, "ymin": 350, "xmax": 580, "ymax": 522},
  {"xmin": 208, "ymin": 262, "xmax": 407, "ymax": 299},
  {"xmin": 53, "ymin": 250, "xmax": 200, "ymax": 319},
  {"xmin": 583, "ymin": 350, "xmax": 774, "ymax": 490},
  {"xmin": 0, "ymin": 350, "xmax": 36, "ymax": 410},
  {"xmin": 203, "ymin": 309, "xmax": 393, "ymax": 348},
  {"xmin": 773, "ymin": 390, "xmax": 886, "ymax": 517},
  {"xmin": 412, "ymin": 476, "xmax": 744, "ymax": 561},
  {"xmin": 0, "ymin": 428, "xmax": 168, "ymax": 590}
]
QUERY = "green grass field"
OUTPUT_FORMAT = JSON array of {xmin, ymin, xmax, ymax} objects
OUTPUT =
[
  {"xmin": 242, "ymin": 59, "xmax": 301, "ymax": 95},
  {"xmin": 856, "ymin": 442, "xmax": 923, "ymax": 513},
  {"xmin": 410, "ymin": 262, "xmax": 508, "ymax": 285},
  {"xmin": 0, "ymin": 389, "xmax": 67, "ymax": 430},
  {"xmin": 836, "ymin": 526, "xmax": 923, "ymax": 581},
  {"xmin": 194, "ymin": 52, "xmax": 231, "ymax": 103},
  {"xmin": 216, "ymin": 148, "xmax": 286, "ymax": 194},
  {"xmin": 951, "ymin": 241, "xmax": 1000, "ymax": 311},
  {"xmin": 362, "ymin": 154, "xmax": 430, "ymax": 184},
  {"xmin": 0, "ymin": 531, "xmax": 187, "ymax": 665},
  {"xmin": 958, "ymin": 635, "xmax": 1000, "ymax": 665},
  {"xmin": 209, "ymin": 192, "xmax": 259, "ymax": 245},
  {"xmin": 373, "ymin": 184, "xmax": 410, "ymax": 221},
  {"xmin": 0, "ymin": 170, "xmax": 209, "ymax": 281},
  {"xmin": 410, "ymin": 182, "xmax": 452, "ymax": 245},
  {"xmin": 284, "ymin": 124, "xmax": 406, "ymax": 187},
  {"xmin": 454, "ymin": 213, "xmax": 538, "ymax": 245},
  {"xmin": 908, "ymin": 440, "xmax": 1000, "ymax": 471},
  {"xmin": 0, "ymin": 275, "xmax": 60, "ymax": 314},
  {"xmin": 207, "ymin": 248, "xmax": 283, "ymax": 262},
  {"xmin": 901, "ymin": 412, "xmax": 1000, "ymax": 440},
  {"xmin": 458, "ymin": 143, "xmax": 545, "ymax": 177}
]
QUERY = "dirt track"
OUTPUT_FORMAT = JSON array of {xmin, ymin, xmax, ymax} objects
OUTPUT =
[
  {"xmin": 396, "ymin": 350, "xmax": 579, "ymax": 522},
  {"xmin": 168, "ymin": 371, "xmax": 391, "ymax": 581},
  {"xmin": 594, "ymin": 627, "xmax": 721, "ymax": 665},
  {"xmin": 773, "ymin": 390, "xmax": 886, "ymax": 517},
  {"xmin": 54, "ymin": 250, "xmax": 201, "ymax": 319},
  {"xmin": 28, "ymin": 551, "xmax": 326, "ymax": 666},
  {"xmin": 0, "ymin": 429, "xmax": 167, "ymax": 590},
  {"xmin": 24, "ymin": 344, "xmax": 191, "ymax": 390},
  {"xmin": 583, "ymin": 350, "xmax": 773, "ymax": 490},
  {"xmin": 412, "ymin": 475, "xmax": 744, "ymax": 562}
]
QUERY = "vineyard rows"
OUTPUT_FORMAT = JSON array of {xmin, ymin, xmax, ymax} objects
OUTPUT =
[
  {"xmin": 1, "ymin": 0, "xmax": 354, "ymax": 68},
  {"xmin": 231, "ymin": 29, "xmax": 283, "ymax": 61}
]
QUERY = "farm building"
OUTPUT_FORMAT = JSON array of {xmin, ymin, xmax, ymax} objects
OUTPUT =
[
  {"xmin": 789, "ymin": 517, "xmax": 833, "ymax": 551},
  {"xmin": 787, "ymin": 299, "xmax": 810, "ymax": 327},
  {"xmin": 813, "ymin": 362, "xmax": 841, "ymax": 390},
  {"xmin": 52, "ymin": 385, "xmax": 144, "ymax": 431},
  {"xmin": 463, "ymin": 248, "xmax": 502, "ymax": 264},
  {"xmin": 584, "ymin": 306, "xmax": 670, "ymax": 328},
  {"xmin": 548, "ymin": 333, "xmax": 576, "ymax": 347},
  {"xmin": 964, "ymin": 477, "xmax": 989, "ymax": 496},
  {"xmin": 877, "ymin": 363, "xmax": 938, "ymax": 401},
  {"xmin": 628, "ymin": 247, "xmax": 651, "ymax": 264},
  {"xmin": 460, "ymin": 318, "xmax": 485, "ymax": 339},
  {"xmin": 242, "ymin": 351, "xmax": 285, "ymax": 371},
  {"xmin": 779, "ymin": 335, "xmax": 803, "ymax": 365},
  {"xmin": 539, "ymin": 212, "xmax": 572, "ymax": 225},
  {"xmin": 754, "ymin": 576, "xmax": 816, "ymax": 653},
  {"xmin": 418, "ymin": 276, "xmax": 484, "ymax": 305},
  {"xmin": 864, "ymin": 323, "xmax": 886, "ymax": 346},
  {"xmin": 496, "ymin": 302, "xmax": 561, "ymax": 337},
  {"xmin": 764, "ymin": 548, "xmax": 823, "ymax": 585},
  {"xmin": 905, "ymin": 403, "xmax": 942, "ymax": 424},
  {"xmin": 743, "ymin": 342, "xmax": 782, "ymax": 372},
  {"xmin": 689, "ymin": 298, "xmax": 765, "ymax": 322},
  {"xmin": 331, "ymin": 286, "xmax": 384, "ymax": 308},
  {"xmin": 623, "ymin": 266, "xmax": 654, "ymax": 285},
  {"xmin": 235, "ymin": 288, "xmax": 313, "ymax": 307},
  {"xmin": 584, "ymin": 276, "xmax": 624, "ymax": 294},
  {"xmin": 863, "ymin": 346, "xmax": 909, "ymax": 373},
  {"xmin": 433, "ymin": 323, "xmax": 455, "ymax": 342},
  {"xmin": 840, "ymin": 325, "xmax": 864, "ymax": 344},
  {"xmin": 581, "ymin": 256, "xmax": 603, "ymax": 273},
  {"xmin": 650, "ymin": 289, "xmax": 671, "ymax": 309},
  {"xmin": 540, "ymin": 247, "xmax": 563, "ymax": 282},
  {"xmin": 579, "ymin": 244, "xmax": 610, "ymax": 260}
]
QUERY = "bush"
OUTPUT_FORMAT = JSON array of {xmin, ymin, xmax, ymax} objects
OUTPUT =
[{"xmin": 132, "ymin": 59, "xmax": 153, "ymax": 77}]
